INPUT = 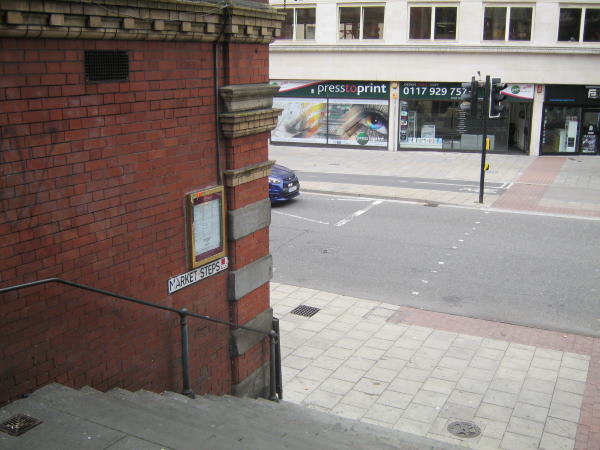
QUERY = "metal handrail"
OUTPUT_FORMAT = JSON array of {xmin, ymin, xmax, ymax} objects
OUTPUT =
[{"xmin": 0, "ymin": 277, "xmax": 279, "ymax": 401}]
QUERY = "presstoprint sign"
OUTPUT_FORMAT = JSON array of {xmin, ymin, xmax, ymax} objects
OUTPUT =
[{"xmin": 275, "ymin": 80, "xmax": 389, "ymax": 99}]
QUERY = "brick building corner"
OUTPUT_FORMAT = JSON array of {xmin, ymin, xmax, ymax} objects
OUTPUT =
[{"xmin": 0, "ymin": 0, "xmax": 283, "ymax": 404}]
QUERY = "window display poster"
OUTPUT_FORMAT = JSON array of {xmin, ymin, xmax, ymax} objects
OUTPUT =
[
  {"xmin": 327, "ymin": 99, "xmax": 389, "ymax": 147},
  {"xmin": 582, "ymin": 127, "xmax": 598, "ymax": 153},
  {"xmin": 271, "ymin": 98, "xmax": 327, "ymax": 144}
]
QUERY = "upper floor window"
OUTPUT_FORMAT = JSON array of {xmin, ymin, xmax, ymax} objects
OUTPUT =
[
  {"xmin": 558, "ymin": 7, "xmax": 600, "ymax": 42},
  {"xmin": 409, "ymin": 6, "xmax": 457, "ymax": 40},
  {"xmin": 339, "ymin": 6, "xmax": 385, "ymax": 40},
  {"xmin": 278, "ymin": 7, "xmax": 316, "ymax": 40},
  {"xmin": 483, "ymin": 6, "xmax": 533, "ymax": 41}
]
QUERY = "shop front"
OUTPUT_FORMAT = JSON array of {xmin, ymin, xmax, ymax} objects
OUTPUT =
[
  {"xmin": 541, "ymin": 85, "xmax": 600, "ymax": 155},
  {"xmin": 270, "ymin": 79, "xmax": 535, "ymax": 154},
  {"xmin": 271, "ymin": 80, "xmax": 389, "ymax": 149},
  {"xmin": 398, "ymin": 82, "xmax": 533, "ymax": 153}
]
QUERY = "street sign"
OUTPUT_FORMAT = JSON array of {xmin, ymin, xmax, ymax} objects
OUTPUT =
[{"xmin": 168, "ymin": 257, "xmax": 229, "ymax": 295}]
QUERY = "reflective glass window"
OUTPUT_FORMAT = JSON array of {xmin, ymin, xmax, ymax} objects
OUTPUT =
[
  {"xmin": 558, "ymin": 8, "xmax": 582, "ymax": 41},
  {"xmin": 340, "ymin": 7, "xmax": 361, "ymax": 39},
  {"xmin": 410, "ymin": 7, "xmax": 431, "ymax": 39},
  {"xmin": 435, "ymin": 7, "xmax": 457, "ymax": 39},
  {"xmin": 584, "ymin": 9, "xmax": 600, "ymax": 42},
  {"xmin": 297, "ymin": 8, "xmax": 316, "ymax": 40},
  {"xmin": 363, "ymin": 7, "xmax": 385, "ymax": 39},
  {"xmin": 509, "ymin": 7, "xmax": 532, "ymax": 41},
  {"xmin": 483, "ymin": 7, "xmax": 506, "ymax": 40}
]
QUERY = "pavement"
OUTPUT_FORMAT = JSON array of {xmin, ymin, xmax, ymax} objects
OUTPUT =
[
  {"xmin": 272, "ymin": 283, "xmax": 599, "ymax": 450},
  {"xmin": 269, "ymin": 145, "xmax": 600, "ymax": 219},
  {"xmin": 268, "ymin": 145, "xmax": 600, "ymax": 449}
]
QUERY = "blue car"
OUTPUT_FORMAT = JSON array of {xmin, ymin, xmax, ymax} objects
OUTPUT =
[{"xmin": 269, "ymin": 164, "xmax": 300, "ymax": 203}]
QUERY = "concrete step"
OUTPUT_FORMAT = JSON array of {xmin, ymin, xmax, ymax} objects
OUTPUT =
[
  {"xmin": 114, "ymin": 389, "xmax": 370, "ymax": 450},
  {"xmin": 7, "ymin": 384, "xmax": 241, "ymax": 450},
  {"xmin": 0, "ymin": 384, "xmax": 460, "ymax": 450},
  {"xmin": 0, "ymin": 394, "xmax": 125, "ymax": 450}
]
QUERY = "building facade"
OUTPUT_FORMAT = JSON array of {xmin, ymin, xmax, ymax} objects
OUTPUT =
[
  {"xmin": 269, "ymin": 0, "xmax": 600, "ymax": 155},
  {"xmin": 1, "ymin": 0, "xmax": 282, "ymax": 404}
]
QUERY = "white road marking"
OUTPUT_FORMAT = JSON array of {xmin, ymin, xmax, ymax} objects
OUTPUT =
[
  {"xmin": 272, "ymin": 210, "xmax": 329, "ymax": 225},
  {"xmin": 335, "ymin": 200, "xmax": 383, "ymax": 227}
]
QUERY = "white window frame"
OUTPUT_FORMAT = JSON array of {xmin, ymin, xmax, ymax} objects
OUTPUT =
[
  {"xmin": 338, "ymin": 5, "xmax": 385, "ymax": 41},
  {"xmin": 276, "ymin": 6, "xmax": 316, "ymax": 40},
  {"xmin": 482, "ymin": 4, "xmax": 535, "ymax": 42},
  {"xmin": 558, "ymin": 6, "xmax": 600, "ymax": 42},
  {"xmin": 408, "ymin": 4, "xmax": 459, "ymax": 41}
]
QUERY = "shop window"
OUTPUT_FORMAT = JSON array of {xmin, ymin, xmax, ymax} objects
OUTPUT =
[
  {"xmin": 409, "ymin": 6, "xmax": 457, "ymax": 40},
  {"xmin": 339, "ymin": 6, "xmax": 384, "ymax": 40},
  {"xmin": 558, "ymin": 7, "xmax": 600, "ymax": 42},
  {"xmin": 483, "ymin": 6, "xmax": 532, "ymax": 41},
  {"xmin": 542, "ymin": 107, "xmax": 581, "ymax": 153},
  {"xmin": 276, "ymin": 7, "xmax": 316, "ymax": 40}
]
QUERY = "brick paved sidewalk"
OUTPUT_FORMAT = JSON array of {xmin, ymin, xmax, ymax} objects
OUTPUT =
[
  {"xmin": 271, "ymin": 283, "xmax": 600, "ymax": 450},
  {"xmin": 492, "ymin": 157, "xmax": 600, "ymax": 218}
]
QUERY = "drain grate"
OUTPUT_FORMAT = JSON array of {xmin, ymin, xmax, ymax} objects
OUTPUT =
[
  {"xmin": 447, "ymin": 421, "xmax": 481, "ymax": 438},
  {"xmin": 0, "ymin": 414, "xmax": 42, "ymax": 436},
  {"xmin": 290, "ymin": 304, "xmax": 320, "ymax": 317}
]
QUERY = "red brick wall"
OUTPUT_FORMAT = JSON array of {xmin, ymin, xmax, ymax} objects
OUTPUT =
[
  {"xmin": 223, "ymin": 44, "xmax": 269, "ymax": 85},
  {"xmin": 0, "ymin": 38, "xmax": 235, "ymax": 403}
]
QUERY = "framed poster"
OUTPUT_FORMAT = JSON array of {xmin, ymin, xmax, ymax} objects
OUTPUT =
[{"xmin": 187, "ymin": 186, "xmax": 227, "ymax": 269}]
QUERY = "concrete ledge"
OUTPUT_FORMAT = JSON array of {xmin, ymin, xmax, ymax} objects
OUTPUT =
[
  {"xmin": 220, "ymin": 108, "xmax": 282, "ymax": 139},
  {"xmin": 232, "ymin": 361, "xmax": 270, "ymax": 398},
  {"xmin": 228, "ymin": 254, "xmax": 272, "ymax": 301},
  {"xmin": 228, "ymin": 198, "xmax": 271, "ymax": 240},
  {"xmin": 230, "ymin": 308, "xmax": 273, "ymax": 357},
  {"xmin": 220, "ymin": 83, "xmax": 281, "ymax": 113},
  {"xmin": 223, "ymin": 160, "xmax": 274, "ymax": 187}
]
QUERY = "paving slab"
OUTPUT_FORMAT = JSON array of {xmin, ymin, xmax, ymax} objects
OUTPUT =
[{"xmin": 272, "ymin": 281, "xmax": 600, "ymax": 449}]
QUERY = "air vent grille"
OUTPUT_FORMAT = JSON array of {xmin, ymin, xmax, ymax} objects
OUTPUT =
[{"xmin": 85, "ymin": 50, "xmax": 129, "ymax": 82}]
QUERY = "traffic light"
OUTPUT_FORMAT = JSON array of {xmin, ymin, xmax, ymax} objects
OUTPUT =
[
  {"xmin": 460, "ymin": 76, "xmax": 478, "ymax": 116},
  {"xmin": 489, "ymin": 78, "xmax": 507, "ymax": 118}
]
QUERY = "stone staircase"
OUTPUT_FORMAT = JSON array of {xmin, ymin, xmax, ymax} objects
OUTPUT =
[{"xmin": 0, "ymin": 384, "xmax": 458, "ymax": 449}]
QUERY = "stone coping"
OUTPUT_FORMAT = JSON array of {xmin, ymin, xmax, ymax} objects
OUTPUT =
[{"xmin": 1, "ymin": 0, "xmax": 283, "ymax": 42}]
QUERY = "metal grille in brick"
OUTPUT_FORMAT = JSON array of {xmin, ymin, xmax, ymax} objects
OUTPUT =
[
  {"xmin": 85, "ymin": 50, "xmax": 129, "ymax": 82},
  {"xmin": 290, "ymin": 304, "xmax": 320, "ymax": 317},
  {"xmin": 0, "ymin": 414, "xmax": 42, "ymax": 437},
  {"xmin": 447, "ymin": 421, "xmax": 481, "ymax": 438}
]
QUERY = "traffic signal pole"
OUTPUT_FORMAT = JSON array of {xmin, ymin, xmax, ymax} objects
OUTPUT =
[{"xmin": 479, "ymin": 75, "xmax": 490, "ymax": 204}]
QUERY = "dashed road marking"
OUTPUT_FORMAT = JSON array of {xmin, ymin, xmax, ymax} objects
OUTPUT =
[{"xmin": 335, "ymin": 200, "xmax": 383, "ymax": 227}]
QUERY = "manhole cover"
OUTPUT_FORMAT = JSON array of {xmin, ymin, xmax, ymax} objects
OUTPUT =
[
  {"xmin": 290, "ymin": 305, "xmax": 320, "ymax": 317},
  {"xmin": 0, "ymin": 414, "xmax": 42, "ymax": 436},
  {"xmin": 447, "ymin": 421, "xmax": 481, "ymax": 438}
]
